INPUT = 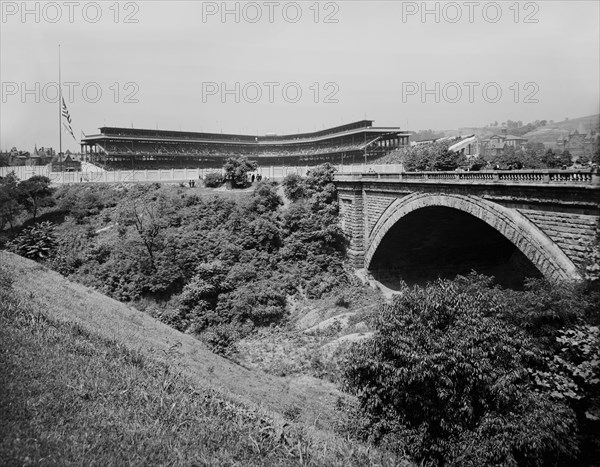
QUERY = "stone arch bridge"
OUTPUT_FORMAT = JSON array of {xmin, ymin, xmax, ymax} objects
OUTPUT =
[{"xmin": 335, "ymin": 170, "xmax": 600, "ymax": 286}]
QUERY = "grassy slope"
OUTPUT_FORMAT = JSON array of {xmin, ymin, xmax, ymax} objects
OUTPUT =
[
  {"xmin": 0, "ymin": 251, "xmax": 410, "ymax": 466},
  {"xmin": 0, "ymin": 251, "xmax": 342, "ymax": 426}
]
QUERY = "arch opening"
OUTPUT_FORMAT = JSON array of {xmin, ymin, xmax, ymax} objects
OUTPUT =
[{"xmin": 369, "ymin": 206, "xmax": 543, "ymax": 290}]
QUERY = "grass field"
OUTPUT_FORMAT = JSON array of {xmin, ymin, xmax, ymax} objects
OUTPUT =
[{"xmin": 0, "ymin": 252, "xmax": 411, "ymax": 466}]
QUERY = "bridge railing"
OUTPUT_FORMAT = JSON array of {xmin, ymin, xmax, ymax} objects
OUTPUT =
[{"xmin": 336, "ymin": 169, "xmax": 599, "ymax": 186}]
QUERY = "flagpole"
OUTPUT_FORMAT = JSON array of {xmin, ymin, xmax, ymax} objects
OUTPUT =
[{"xmin": 58, "ymin": 44, "xmax": 62, "ymax": 170}]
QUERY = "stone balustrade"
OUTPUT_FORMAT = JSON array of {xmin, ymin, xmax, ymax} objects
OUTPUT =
[{"xmin": 335, "ymin": 169, "xmax": 599, "ymax": 186}]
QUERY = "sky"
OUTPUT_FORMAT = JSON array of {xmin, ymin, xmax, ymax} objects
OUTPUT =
[{"xmin": 1, "ymin": 0, "xmax": 599, "ymax": 152}]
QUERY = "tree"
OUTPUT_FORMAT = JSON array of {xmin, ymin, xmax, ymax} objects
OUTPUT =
[
  {"xmin": 431, "ymin": 148, "xmax": 465, "ymax": 171},
  {"xmin": 282, "ymin": 173, "xmax": 306, "ymax": 202},
  {"xmin": 558, "ymin": 150, "xmax": 572, "ymax": 168},
  {"xmin": 117, "ymin": 189, "xmax": 177, "ymax": 270},
  {"xmin": 223, "ymin": 156, "xmax": 258, "ymax": 188},
  {"xmin": 304, "ymin": 163, "xmax": 338, "ymax": 207},
  {"xmin": 491, "ymin": 146, "xmax": 523, "ymax": 169},
  {"xmin": 248, "ymin": 180, "xmax": 282, "ymax": 213},
  {"xmin": 17, "ymin": 175, "xmax": 54, "ymax": 222},
  {"xmin": 400, "ymin": 141, "xmax": 452, "ymax": 171},
  {"xmin": 466, "ymin": 156, "xmax": 487, "ymax": 171},
  {"xmin": 578, "ymin": 153, "xmax": 592, "ymax": 166},
  {"xmin": 541, "ymin": 148, "xmax": 559, "ymax": 168},
  {"xmin": 518, "ymin": 141, "xmax": 545, "ymax": 169},
  {"xmin": 0, "ymin": 171, "xmax": 22, "ymax": 231}
]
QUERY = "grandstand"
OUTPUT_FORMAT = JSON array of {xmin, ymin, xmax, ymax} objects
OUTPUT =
[{"xmin": 80, "ymin": 120, "xmax": 410, "ymax": 170}]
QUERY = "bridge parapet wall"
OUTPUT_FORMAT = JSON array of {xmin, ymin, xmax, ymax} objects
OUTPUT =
[{"xmin": 336, "ymin": 169, "xmax": 599, "ymax": 186}]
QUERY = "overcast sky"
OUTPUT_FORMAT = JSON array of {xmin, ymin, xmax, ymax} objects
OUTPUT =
[{"xmin": 1, "ymin": 0, "xmax": 599, "ymax": 152}]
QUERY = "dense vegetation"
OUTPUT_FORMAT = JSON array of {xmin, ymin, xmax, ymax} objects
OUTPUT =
[
  {"xmin": 342, "ymin": 274, "xmax": 600, "ymax": 466},
  {"xmin": 2, "ymin": 164, "xmax": 347, "ymax": 354}
]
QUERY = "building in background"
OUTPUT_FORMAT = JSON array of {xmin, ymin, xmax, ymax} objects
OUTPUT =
[
  {"xmin": 480, "ymin": 128, "xmax": 528, "ymax": 158},
  {"xmin": 556, "ymin": 129, "xmax": 599, "ymax": 160}
]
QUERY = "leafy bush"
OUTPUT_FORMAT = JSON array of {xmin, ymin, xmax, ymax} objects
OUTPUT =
[
  {"xmin": 217, "ymin": 280, "xmax": 287, "ymax": 327},
  {"xmin": 342, "ymin": 275, "xmax": 579, "ymax": 466},
  {"xmin": 334, "ymin": 295, "xmax": 350, "ymax": 308},
  {"xmin": 56, "ymin": 185, "xmax": 104, "ymax": 222},
  {"xmin": 248, "ymin": 180, "xmax": 282, "ymax": 213},
  {"xmin": 204, "ymin": 172, "xmax": 223, "ymax": 188},
  {"xmin": 535, "ymin": 324, "xmax": 600, "ymax": 464},
  {"xmin": 282, "ymin": 173, "xmax": 306, "ymax": 201},
  {"xmin": 584, "ymin": 243, "xmax": 600, "ymax": 284},
  {"xmin": 199, "ymin": 322, "xmax": 248, "ymax": 356},
  {"xmin": 6, "ymin": 221, "xmax": 58, "ymax": 261}
]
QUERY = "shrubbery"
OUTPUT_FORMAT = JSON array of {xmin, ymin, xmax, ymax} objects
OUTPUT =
[
  {"xmin": 342, "ymin": 273, "xmax": 599, "ymax": 466},
  {"xmin": 6, "ymin": 221, "xmax": 57, "ymax": 260},
  {"xmin": 28, "ymin": 164, "xmax": 347, "ymax": 354},
  {"xmin": 55, "ymin": 185, "xmax": 105, "ymax": 222},
  {"xmin": 282, "ymin": 173, "xmax": 305, "ymax": 201},
  {"xmin": 204, "ymin": 172, "xmax": 223, "ymax": 188}
]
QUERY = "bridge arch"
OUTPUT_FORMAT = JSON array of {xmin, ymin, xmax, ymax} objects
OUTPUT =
[{"xmin": 365, "ymin": 192, "xmax": 581, "ymax": 283}]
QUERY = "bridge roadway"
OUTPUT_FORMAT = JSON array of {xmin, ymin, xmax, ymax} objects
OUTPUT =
[{"xmin": 334, "ymin": 169, "xmax": 600, "ymax": 283}]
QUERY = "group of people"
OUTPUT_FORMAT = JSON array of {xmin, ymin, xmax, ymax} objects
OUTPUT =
[{"xmin": 249, "ymin": 173, "xmax": 264, "ymax": 183}]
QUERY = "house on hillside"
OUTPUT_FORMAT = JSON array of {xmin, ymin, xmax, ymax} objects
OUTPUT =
[
  {"xmin": 556, "ymin": 129, "xmax": 599, "ymax": 159},
  {"xmin": 480, "ymin": 129, "xmax": 527, "ymax": 158},
  {"xmin": 30, "ymin": 146, "xmax": 56, "ymax": 165}
]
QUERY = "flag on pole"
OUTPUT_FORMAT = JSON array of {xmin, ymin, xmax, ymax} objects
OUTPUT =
[{"xmin": 61, "ymin": 97, "xmax": 77, "ymax": 142}]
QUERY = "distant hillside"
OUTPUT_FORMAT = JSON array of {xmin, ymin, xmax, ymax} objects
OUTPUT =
[
  {"xmin": 523, "ymin": 114, "xmax": 599, "ymax": 148},
  {"xmin": 447, "ymin": 114, "xmax": 599, "ymax": 148},
  {"xmin": 545, "ymin": 114, "xmax": 600, "ymax": 132}
]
